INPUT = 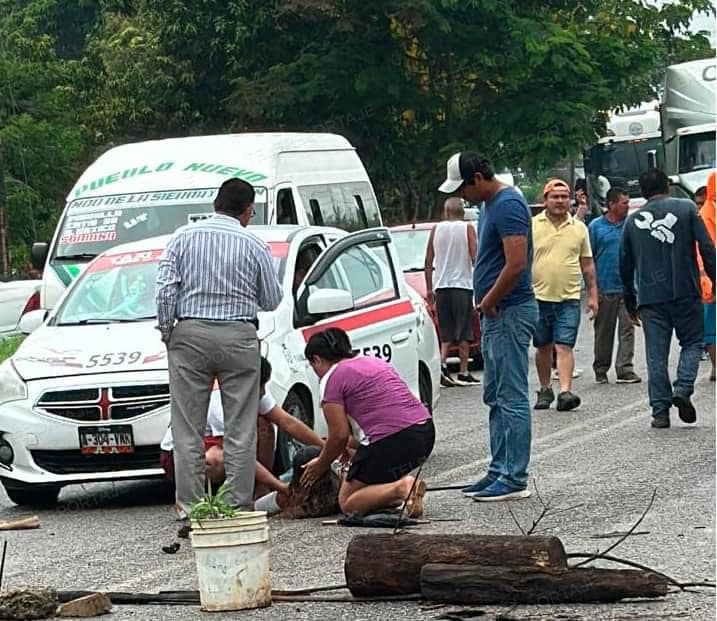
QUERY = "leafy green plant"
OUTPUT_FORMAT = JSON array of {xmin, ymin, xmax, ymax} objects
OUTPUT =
[
  {"xmin": 0, "ymin": 336, "xmax": 24, "ymax": 363},
  {"xmin": 188, "ymin": 481, "xmax": 237, "ymax": 521}
]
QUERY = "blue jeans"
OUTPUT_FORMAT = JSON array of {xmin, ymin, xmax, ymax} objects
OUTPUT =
[
  {"xmin": 640, "ymin": 298, "xmax": 703, "ymax": 417},
  {"xmin": 481, "ymin": 298, "xmax": 539, "ymax": 489}
]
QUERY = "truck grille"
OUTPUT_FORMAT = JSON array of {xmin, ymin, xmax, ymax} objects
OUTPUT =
[
  {"xmin": 36, "ymin": 385, "xmax": 170, "ymax": 422},
  {"xmin": 31, "ymin": 446, "xmax": 162, "ymax": 474}
]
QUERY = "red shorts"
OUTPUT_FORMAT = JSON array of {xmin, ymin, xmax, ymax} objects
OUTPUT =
[{"xmin": 160, "ymin": 436, "xmax": 223, "ymax": 482}]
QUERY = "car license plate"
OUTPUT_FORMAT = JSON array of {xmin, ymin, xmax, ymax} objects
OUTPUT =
[{"xmin": 79, "ymin": 425, "xmax": 134, "ymax": 455}]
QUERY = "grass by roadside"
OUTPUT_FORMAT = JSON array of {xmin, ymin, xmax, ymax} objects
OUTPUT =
[{"xmin": 0, "ymin": 336, "xmax": 24, "ymax": 363}]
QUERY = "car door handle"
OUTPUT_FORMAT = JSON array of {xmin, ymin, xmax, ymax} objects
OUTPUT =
[{"xmin": 391, "ymin": 332, "xmax": 411, "ymax": 344}]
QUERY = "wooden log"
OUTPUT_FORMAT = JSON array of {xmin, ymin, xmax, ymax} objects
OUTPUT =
[
  {"xmin": 420, "ymin": 564, "xmax": 670, "ymax": 605},
  {"xmin": 344, "ymin": 534, "xmax": 568, "ymax": 596}
]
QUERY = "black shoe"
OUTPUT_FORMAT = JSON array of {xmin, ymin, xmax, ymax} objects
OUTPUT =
[
  {"xmin": 534, "ymin": 387, "xmax": 555, "ymax": 410},
  {"xmin": 651, "ymin": 413, "xmax": 670, "ymax": 428},
  {"xmin": 456, "ymin": 373, "xmax": 481, "ymax": 385},
  {"xmin": 556, "ymin": 391, "xmax": 581, "ymax": 411},
  {"xmin": 595, "ymin": 373, "xmax": 609, "ymax": 384},
  {"xmin": 672, "ymin": 393, "xmax": 696, "ymax": 424},
  {"xmin": 616, "ymin": 372, "xmax": 642, "ymax": 384},
  {"xmin": 177, "ymin": 519, "xmax": 191, "ymax": 539}
]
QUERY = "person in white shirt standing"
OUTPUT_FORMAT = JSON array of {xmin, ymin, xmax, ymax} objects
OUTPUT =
[{"xmin": 424, "ymin": 197, "xmax": 479, "ymax": 386}]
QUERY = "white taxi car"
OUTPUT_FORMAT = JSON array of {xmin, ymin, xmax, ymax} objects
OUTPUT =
[{"xmin": 0, "ymin": 226, "xmax": 440, "ymax": 506}]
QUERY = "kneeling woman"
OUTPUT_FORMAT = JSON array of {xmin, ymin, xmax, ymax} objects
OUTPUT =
[{"xmin": 300, "ymin": 328, "xmax": 434, "ymax": 516}]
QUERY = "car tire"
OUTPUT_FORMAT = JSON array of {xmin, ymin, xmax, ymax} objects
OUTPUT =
[
  {"xmin": 1, "ymin": 479, "xmax": 61, "ymax": 507},
  {"xmin": 273, "ymin": 390, "xmax": 313, "ymax": 477},
  {"xmin": 469, "ymin": 349, "xmax": 484, "ymax": 371},
  {"xmin": 419, "ymin": 366, "xmax": 433, "ymax": 415}
]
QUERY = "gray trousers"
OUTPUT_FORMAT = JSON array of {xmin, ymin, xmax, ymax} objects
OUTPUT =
[
  {"xmin": 592, "ymin": 292, "xmax": 635, "ymax": 377},
  {"xmin": 167, "ymin": 319, "xmax": 259, "ymax": 513}
]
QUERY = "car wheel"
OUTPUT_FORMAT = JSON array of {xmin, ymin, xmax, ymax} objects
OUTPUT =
[
  {"xmin": 419, "ymin": 366, "xmax": 433, "ymax": 415},
  {"xmin": 1, "ymin": 479, "xmax": 61, "ymax": 507},
  {"xmin": 273, "ymin": 390, "xmax": 313, "ymax": 477},
  {"xmin": 469, "ymin": 348, "xmax": 484, "ymax": 371}
]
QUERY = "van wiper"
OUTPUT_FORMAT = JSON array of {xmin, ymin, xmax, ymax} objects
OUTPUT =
[{"xmin": 53, "ymin": 253, "xmax": 97, "ymax": 261}]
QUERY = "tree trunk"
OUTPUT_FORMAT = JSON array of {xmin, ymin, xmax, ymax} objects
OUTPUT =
[
  {"xmin": 420, "ymin": 564, "xmax": 669, "ymax": 605},
  {"xmin": 0, "ymin": 139, "xmax": 10, "ymax": 278},
  {"xmin": 344, "ymin": 534, "xmax": 568, "ymax": 596}
]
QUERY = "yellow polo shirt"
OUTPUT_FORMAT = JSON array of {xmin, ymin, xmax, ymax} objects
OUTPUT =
[{"xmin": 531, "ymin": 211, "xmax": 592, "ymax": 302}]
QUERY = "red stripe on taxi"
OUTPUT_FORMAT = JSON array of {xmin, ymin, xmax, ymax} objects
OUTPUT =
[{"xmin": 301, "ymin": 299, "xmax": 414, "ymax": 342}]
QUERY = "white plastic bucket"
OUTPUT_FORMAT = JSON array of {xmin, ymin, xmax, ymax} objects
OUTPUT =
[{"xmin": 190, "ymin": 511, "xmax": 271, "ymax": 611}]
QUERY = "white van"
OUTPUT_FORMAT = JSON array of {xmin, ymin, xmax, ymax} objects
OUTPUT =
[{"xmin": 32, "ymin": 133, "xmax": 382, "ymax": 308}]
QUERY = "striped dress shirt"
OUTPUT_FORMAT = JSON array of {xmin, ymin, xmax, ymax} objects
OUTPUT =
[{"xmin": 155, "ymin": 214, "xmax": 282, "ymax": 336}]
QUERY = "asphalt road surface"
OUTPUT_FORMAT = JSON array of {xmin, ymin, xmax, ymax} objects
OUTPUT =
[{"xmin": 1, "ymin": 313, "xmax": 715, "ymax": 620}]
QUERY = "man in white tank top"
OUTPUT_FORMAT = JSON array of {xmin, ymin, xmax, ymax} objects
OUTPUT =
[{"xmin": 424, "ymin": 197, "xmax": 479, "ymax": 386}]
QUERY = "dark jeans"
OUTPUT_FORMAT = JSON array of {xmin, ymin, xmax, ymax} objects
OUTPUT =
[{"xmin": 640, "ymin": 298, "xmax": 703, "ymax": 417}]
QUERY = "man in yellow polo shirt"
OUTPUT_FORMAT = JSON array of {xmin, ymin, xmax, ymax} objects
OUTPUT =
[{"xmin": 532, "ymin": 179, "xmax": 598, "ymax": 411}]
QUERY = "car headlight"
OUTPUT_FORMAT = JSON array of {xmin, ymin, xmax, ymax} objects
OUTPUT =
[{"xmin": 0, "ymin": 360, "xmax": 27, "ymax": 406}]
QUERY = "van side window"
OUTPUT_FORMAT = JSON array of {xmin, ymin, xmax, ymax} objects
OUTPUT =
[
  {"xmin": 298, "ymin": 182, "xmax": 381, "ymax": 232},
  {"xmin": 276, "ymin": 189, "xmax": 298, "ymax": 225}
]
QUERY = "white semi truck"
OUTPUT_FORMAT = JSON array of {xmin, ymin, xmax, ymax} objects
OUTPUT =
[{"xmin": 660, "ymin": 57, "xmax": 716, "ymax": 198}]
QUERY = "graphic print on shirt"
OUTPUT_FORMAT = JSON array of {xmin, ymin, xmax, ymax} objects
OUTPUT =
[{"xmin": 634, "ymin": 212, "xmax": 678, "ymax": 244}]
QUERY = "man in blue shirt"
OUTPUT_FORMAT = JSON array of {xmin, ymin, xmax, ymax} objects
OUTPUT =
[
  {"xmin": 440, "ymin": 152, "xmax": 537, "ymax": 502},
  {"xmin": 588, "ymin": 187, "xmax": 641, "ymax": 385}
]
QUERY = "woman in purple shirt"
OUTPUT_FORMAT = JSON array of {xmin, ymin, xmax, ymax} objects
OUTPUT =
[{"xmin": 300, "ymin": 328, "xmax": 434, "ymax": 517}]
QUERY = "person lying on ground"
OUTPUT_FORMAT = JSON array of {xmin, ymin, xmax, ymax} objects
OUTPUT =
[
  {"xmin": 160, "ymin": 356, "xmax": 325, "ymax": 498},
  {"xmin": 299, "ymin": 327, "xmax": 434, "ymax": 517}
]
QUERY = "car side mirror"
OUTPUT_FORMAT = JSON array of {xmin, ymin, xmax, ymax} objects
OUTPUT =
[
  {"xmin": 31, "ymin": 242, "xmax": 49, "ymax": 271},
  {"xmin": 307, "ymin": 288, "xmax": 354, "ymax": 315},
  {"xmin": 19, "ymin": 309, "xmax": 48, "ymax": 335}
]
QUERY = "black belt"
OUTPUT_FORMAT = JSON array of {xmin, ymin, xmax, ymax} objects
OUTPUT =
[{"xmin": 177, "ymin": 317, "xmax": 258, "ymax": 328}]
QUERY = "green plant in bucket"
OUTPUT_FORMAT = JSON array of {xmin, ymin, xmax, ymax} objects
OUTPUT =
[{"xmin": 188, "ymin": 481, "xmax": 237, "ymax": 520}]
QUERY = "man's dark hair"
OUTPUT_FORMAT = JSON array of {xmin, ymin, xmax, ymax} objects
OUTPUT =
[
  {"xmin": 260, "ymin": 356, "xmax": 271, "ymax": 386},
  {"xmin": 459, "ymin": 152, "xmax": 495, "ymax": 183},
  {"xmin": 606, "ymin": 187, "xmax": 628, "ymax": 207},
  {"xmin": 214, "ymin": 178, "xmax": 255, "ymax": 217},
  {"xmin": 695, "ymin": 186, "xmax": 707, "ymax": 199},
  {"xmin": 304, "ymin": 328, "xmax": 355, "ymax": 363},
  {"xmin": 638, "ymin": 168, "xmax": 669, "ymax": 199}
]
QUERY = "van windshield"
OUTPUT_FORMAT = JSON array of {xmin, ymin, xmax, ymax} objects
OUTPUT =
[{"xmin": 52, "ymin": 188, "xmax": 268, "ymax": 262}]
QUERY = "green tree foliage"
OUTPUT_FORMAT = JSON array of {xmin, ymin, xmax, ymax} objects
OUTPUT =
[{"xmin": 0, "ymin": 0, "xmax": 713, "ymax": 273}]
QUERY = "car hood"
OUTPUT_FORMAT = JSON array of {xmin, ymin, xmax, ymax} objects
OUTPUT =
[{"xmin": 12, "ymin": 322, "xmax": 167, "ymax": 380}]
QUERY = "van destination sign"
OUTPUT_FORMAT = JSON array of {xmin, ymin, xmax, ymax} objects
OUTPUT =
[{"xmin": 72, "ymin": 161, "xmax": 268, "ymax": 198}]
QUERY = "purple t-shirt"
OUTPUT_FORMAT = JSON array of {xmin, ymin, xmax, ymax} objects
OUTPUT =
[{"xmin": 321, "ymin": 356, "xmax": 430, "ymax": 445}]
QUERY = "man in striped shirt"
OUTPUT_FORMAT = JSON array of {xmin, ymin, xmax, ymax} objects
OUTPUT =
[{"xmin": 156, "ymin": 178, "xmax": 282, "ymax": 517}]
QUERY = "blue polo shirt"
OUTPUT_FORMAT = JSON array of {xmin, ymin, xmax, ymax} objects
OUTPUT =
[
  {"xmin": 474, "ymin": 187, "xmax": 534, "ymax": 308},
  {"xmin": 588, "ymin": 215, "xmax": 625, "ymax": 294}
]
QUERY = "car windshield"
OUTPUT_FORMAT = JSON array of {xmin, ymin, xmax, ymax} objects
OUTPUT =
[
  {"xmin": 52, "ymin": 188, "xmax": 268, "ymax": 262},
  {"xmin": 54, "ymin": 242, "xmax": 287, "ymax": 325},
  {"xmin": 391, "ymin": 228, "xmax": 431, "ymax": 272},
  {"xmin": 679, "ymin": 132, "xmax": 716, "ymax": 174}
]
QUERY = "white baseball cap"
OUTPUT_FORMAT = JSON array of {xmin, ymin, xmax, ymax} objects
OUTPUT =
[{"xmin": 438, "ymin": 153, "xmax": 464, "ymax": 193}]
